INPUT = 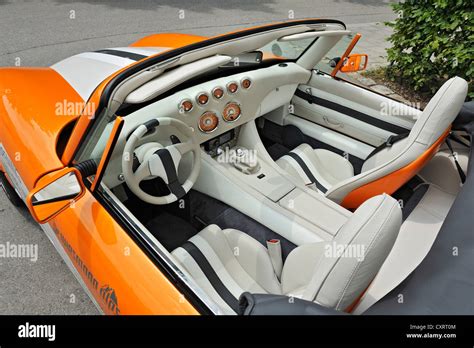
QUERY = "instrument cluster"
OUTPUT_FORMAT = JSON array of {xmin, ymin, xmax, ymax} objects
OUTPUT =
[{"xmin": 177, "ymin": 77, "xmax": 252, "ymax": 133}]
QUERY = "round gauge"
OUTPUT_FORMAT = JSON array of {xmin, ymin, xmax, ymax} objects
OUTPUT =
[
  {"xmin": 198, "ymin": 111, "xmax": 219, "ymax": 133},
  {"xmin": 227, "ymin": 82, "xmax": 238, "ymax": 94},
  {"xmin": 179, "ymin": 99, "xmax": 193, "ymax": 113},
  {"xmin": 241, "ymin": 78, "xmax": 252, "ymax": 89},
  {"xmin": 196, "ymin": 92, "xmax": 209, "ymax": 105},
  {"xmin": 223, "ymin": 102, "xmax": 241, "ymax": 122},
  {"xmin": 212, "ymin": 87, "xmax": 224, "ymax": 99}
]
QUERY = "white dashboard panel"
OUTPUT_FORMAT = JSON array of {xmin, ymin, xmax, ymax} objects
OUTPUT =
[{"xmin": 103, "ymin": 62, "xmax": 311, "ymax": 188}]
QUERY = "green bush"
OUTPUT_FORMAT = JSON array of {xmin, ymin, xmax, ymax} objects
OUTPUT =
[{"xmin": 386, "ymin": 0, "xmax": 473, "ymax": 100}]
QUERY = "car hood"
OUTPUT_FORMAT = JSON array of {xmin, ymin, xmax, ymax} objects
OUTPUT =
[
  {"xmin": 51, "ymin": 46, "xmax": 169, "ymax": 102},
  {"xmin": 0, "ymin": 67, "xmax": 84, "ymax": 189}
]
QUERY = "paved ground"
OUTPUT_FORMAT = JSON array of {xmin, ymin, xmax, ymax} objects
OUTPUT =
[{"xmin": 0, "ymin": 0, "xmax": 396, "ymax": 314}]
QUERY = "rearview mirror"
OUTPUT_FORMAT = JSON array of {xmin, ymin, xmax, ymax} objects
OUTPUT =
[
  {"xmin": 221, "ymin": 51, "xmax": 263, "ymax": 67},
  {"xmin": 26, "ymin": 168, "xmax": 84, "ymax": 224},
  {"xmin": 339, "ymin": 54, "xmax": 368, "ymax": 73}
]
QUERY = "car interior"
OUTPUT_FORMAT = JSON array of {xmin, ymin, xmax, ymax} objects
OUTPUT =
[{"xmin": 77, "ymin": 22, "xmax": 470, "ymax": 315}]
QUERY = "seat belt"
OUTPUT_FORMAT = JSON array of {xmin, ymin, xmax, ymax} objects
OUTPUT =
[
  {"xmin": 445, "ymin": 135, "xmax": 466, "ymax": 184},
  {"xmin": 365, "ymin": 132, "xmax": 410, "ymax": 160},
  {"xmin": 286, "ymin": 152, "xmax": 328, "ymax": 193}
]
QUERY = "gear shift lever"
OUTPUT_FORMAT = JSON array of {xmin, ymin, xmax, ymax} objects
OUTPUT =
[{"xmin": 231, "ymin": 146, "xmax": 260, "ymax": 175}]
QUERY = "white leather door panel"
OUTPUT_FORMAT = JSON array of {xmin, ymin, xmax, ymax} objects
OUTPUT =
[
  {"xmin": 291, "ymin": 72, "xmax": 421, "ymax": 147},
  {"xmin": 293, "ymin": 95, "xmax": 391, "ymax": 146},
  {"xmin": 283, "ymin": 114, "xmax": 374, "ymax": 159}
]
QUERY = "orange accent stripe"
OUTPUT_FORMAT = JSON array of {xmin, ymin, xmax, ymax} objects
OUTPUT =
[
  {"xmin": 90, "ymin": 116, "xmax": 124, "ymax": 192},
  {"xmin": 345, "ymin": 281, "xmax": 373, "ymax": 313},
  {"xmin": 331, "ymin": 33, "xmax": 361, "ymax": 77},
  {"xmin": 341, "ymin": 127, "xmax": 451, "ymax": 209}
]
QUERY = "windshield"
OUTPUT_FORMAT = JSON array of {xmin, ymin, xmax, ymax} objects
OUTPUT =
[{"xmin": 259, "ymin": 37, "xmax": 318, "ymax": 61}]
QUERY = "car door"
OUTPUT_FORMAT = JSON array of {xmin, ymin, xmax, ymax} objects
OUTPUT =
[
  {"xmin": 290, "ymin": 33, "xmax": 421, "ymax": 159},
  {"xmin": 26, "ymin": 112, "xmax": 199, "ymax": 315}
]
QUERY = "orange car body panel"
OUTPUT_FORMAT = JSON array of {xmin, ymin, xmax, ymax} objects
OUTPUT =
[
  {"xmin": 47, "ymin": 188, "xmax": 199, "ymax": 315},
  {"xmin": 0, "ymin": 68, "xmax": 82, "ymax": 188},
  {"xmin": 0, "ymin": 69, "xmax": 200, "ymax": 315},
  {"xmin": 130, "ymin": 33, "xmax": 207, "ymax": 48},
  {"xmin": 341, "ymin": 128, "xmax": 451, "ymax": 209}
]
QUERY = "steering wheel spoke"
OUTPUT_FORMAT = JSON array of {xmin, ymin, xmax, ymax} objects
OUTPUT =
[
  {"xmin": 172, "ymin": 142, "xmax": 195, "ymax": 156},
  {"xmin": 134, "ymin": 161, "xmax": 152, "ymax": 182}
]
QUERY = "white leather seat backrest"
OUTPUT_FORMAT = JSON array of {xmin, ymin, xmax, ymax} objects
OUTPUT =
[
  {"xmin": 302, "ymin": 194, "xmax": 402, "ymax": 310},
  {"xmin": 408, "ymin": 76, "xmax": 468, "ymax": 146},
  {"xmin": 361, "ymin": 77, "xmax": 468, "ymax": 173}
]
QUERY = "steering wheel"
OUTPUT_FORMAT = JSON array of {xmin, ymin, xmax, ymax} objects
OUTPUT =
[{"xmin": 122, "ymin": 117, "xmax": 201, "ymax": 205}]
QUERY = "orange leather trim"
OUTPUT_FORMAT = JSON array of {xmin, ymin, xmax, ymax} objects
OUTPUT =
[{"xmin": 341, "ymin": 127, "xmax": 451, "ymax": 209}]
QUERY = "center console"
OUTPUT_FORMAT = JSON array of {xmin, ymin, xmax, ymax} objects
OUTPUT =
[{"xmin": 197, "ymin": 122, "xmax": 351, "ymax": 246}]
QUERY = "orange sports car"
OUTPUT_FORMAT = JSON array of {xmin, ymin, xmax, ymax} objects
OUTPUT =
[{"xmin": 0, "ymin": 19, "xmax": 472, "ymax": 315}]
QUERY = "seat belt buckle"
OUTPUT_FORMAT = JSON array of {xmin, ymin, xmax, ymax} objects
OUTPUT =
[
  {"xmin": 266, "ymin": 239, "xmax": 283, "ymax": 280},
  {"xmin": 386, "ymin": 135, "xmax": 396, "ymax": 147}
]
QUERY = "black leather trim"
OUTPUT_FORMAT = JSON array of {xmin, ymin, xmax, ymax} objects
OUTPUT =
[
  {"xmin": 154, "ymin": 149, "xmax": 186, "ymax": 199},
  {"xmin": 95, "ymin": 49, "xmax": 147, "ymax": 61},
  {"xmin": 294, "ymin": 89, "xmax": 409, "ymax": 135},
  {"xmin": 181, "ymin": 241, "xmax": 240, "ymax": 313},
  {"xmin": 287, "ymin": 152, "xmax": 327, "ymax": 193},
  {"xmin": 143, "ymin": 119, "xmax": 160, "ymax": 131}
]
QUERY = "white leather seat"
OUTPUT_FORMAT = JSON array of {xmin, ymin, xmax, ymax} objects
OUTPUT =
[
  {"xmin": 276, "ymin": 143, "xmax": 354, "ymax": 193},
  {"xmin": 277, "ymin": 77, "xmax": 469, "ymax": 208},
  {"xmin": 172, "ymin": 194, "xmax": 402, "ymax": 314}
]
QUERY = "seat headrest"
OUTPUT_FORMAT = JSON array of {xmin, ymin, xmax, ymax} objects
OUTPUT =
[{"xmin": 409, "ymin": 76, "xmax": 468, "ymax": 146}]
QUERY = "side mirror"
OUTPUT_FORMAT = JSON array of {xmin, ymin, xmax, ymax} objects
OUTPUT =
[
  {"xmin": 26, "ymin": 168, "xmax": 84, "ymax": 224},
  {"xmin": 339, "ymin": 54, "xmax": 368, "ymax": 73}
]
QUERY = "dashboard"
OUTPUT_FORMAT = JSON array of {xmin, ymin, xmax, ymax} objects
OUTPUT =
[{"xmin": 102, "ymin": 62, "xmax": 311, "ymax": 188}]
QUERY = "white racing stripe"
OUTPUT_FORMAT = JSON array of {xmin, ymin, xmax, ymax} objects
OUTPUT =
[
  {"xmin": 111, "ymin": 46, "xmax": 168, "ymax": 57},
  {"xmin": 51, "ymin": 46, "xmax": 168, "ymax": 101}
]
